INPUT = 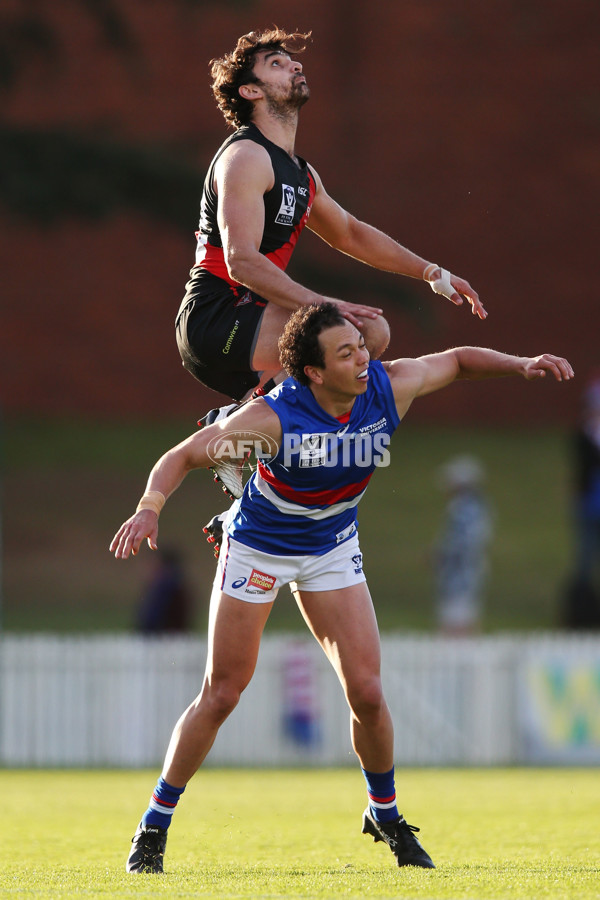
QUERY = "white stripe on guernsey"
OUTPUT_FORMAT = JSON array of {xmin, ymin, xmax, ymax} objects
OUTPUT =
[
  {"xmin": 195, "ymin": 233, "xmax": 208, "ymax": 265},
  {"xmin": 148, "ymin": 796, "xmax": 176, "ymax": 816},
  {"xmin": 255, "ymin": 473, "xmax": 365, "ymax": 520},
  {"xmin": 370, "ymin": 798, "xmax": 397, "ymax": 809}
]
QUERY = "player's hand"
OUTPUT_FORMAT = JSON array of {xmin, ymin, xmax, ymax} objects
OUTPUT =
[
  {"xmin": 427, "ymin": 269, "xmax": 488, "ymax": 320},
  {"xmin": 449, "ymin": 274, "xmax": 488, "ymax": 320},
  {"xmin": 523, "ymin": 354, "xmax": 574, "ymax": 382},
  {"xmin": 326, "ymin": 297, "xmax": 383, "ymax": 329},
  {"xmin": 110, "ymin": 510, "xmax": 159, "ymax": 559}
]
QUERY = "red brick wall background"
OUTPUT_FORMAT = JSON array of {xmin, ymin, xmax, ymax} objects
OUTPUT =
[{"xmin": 2, "ymin": 0, "xmax": 598, "ymax": 425}]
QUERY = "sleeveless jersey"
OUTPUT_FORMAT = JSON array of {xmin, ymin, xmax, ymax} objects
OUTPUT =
[
  {"xmin": 226, "ymin": 361, "xmax": 401, "ymax": 555},
  {"xmin": 194, "ymin": 123, "xmax": 316, "ymax": 289}
]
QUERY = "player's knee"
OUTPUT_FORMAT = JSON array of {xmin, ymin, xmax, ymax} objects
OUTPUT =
[
  {"xmin": 364, "ymin": 316, "xmax": 390, "ymax": 360},
  {"xmin": 202, "ymin": 680, "xmax": 243, "ymax": 725},
  {"xmin": 347, "ymin": 675, "xmax": 385, "ymax": 719}
]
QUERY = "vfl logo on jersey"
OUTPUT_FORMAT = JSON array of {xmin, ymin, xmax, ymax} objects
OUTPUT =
[
  {"xmin": 275, "ymin": 184, "xmax": 296, "ymax": 225},
  {"xmin": 247, "ymin": 568, "xmax": 277, "ymax": 592},
  {"xmin": 299, "ymin": 433, "xmax": 328, "ymax": 467},
  {"xmin": 352, "ymin": 553, "xmax": 363, "ymax": 574}
]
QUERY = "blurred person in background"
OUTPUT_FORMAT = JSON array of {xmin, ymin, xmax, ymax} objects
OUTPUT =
[
  {"xmin": 431, "ymin": 456, "xmax": 493, "ymax": 636},
  {"xmin": 562, "ymin": 375, "xmax": 600, "ymax": 628},
  {"xmin": 135, "ymin": 547, "xmax": 194, "ymax": 634},
  {"xmin": 282, "ymin": 639, "xmax": 321, "ymax": 751}
]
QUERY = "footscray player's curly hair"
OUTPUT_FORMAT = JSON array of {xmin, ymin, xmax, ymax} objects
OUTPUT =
[{"xmin": 278, "ymin": 303, "xmax": 347, "ymax": 385}]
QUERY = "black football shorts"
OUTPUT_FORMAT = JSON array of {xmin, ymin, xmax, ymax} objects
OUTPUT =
[{"xmin": 176, "ymin": 269, "xmax": 267, "ymax": 401}]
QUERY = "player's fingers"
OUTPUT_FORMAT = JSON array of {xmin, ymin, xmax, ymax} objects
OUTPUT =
[
  {"xmin": 129, "ymin": 526, "xmax": 149, "ymax": 556},
  {"xmin": 533, "ymin": 355, "xmax": 574, "ymax": 382},
  {"xmin": 326, "ymin": 298, "xmax": 381, "ymax": 323},
  {"xmin": 112, "ymin": 522, "xmax": 144, "ymax": 558},
  {"xmin": 556, "ymin": 357, "xmax": 574, "ymax": 380},
  {"xmin": 349, "ymin": 302, "xmax": 383, "ymax": 318},
  {"xmin": 548, "ymin": 356, "xmax": 574, "ymax": 381},
  {"xmin": 450, "ymin": 278, "xmax": 488, "ymax": 320},
  {"xmin": 544, "ymin": 361, "xmax": 562, "ymax": 381},
  {"xmin": 455, "ymin": 282, "xmax": 486, "ymax": 319},
  {"xmin": 470, "ymin": 297, "xmax": 488, "ymax": 319},
  {"xmin": 112, "ymin": 534, "xmax": 129, "ymax": 559},
  {"xmin": 340, "ymin": 309, "xmax": 363, "ymax": 328},
  {"xmin": 110, "ymin": 524, "xmax": 130, "ymax": 557},
  {"xmin": 121, "ymin": 528, "xmax": 140, "ymax": 558}
]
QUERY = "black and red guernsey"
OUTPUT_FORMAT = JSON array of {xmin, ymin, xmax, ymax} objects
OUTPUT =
[{"xmin": 194, "ymin": 122, "xmax": 316, "ymax": 289}]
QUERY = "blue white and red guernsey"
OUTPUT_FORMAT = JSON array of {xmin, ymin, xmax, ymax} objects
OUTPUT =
[{"xmin": 226, "ymin": 360, "xmax": 401, "ymax": 556}]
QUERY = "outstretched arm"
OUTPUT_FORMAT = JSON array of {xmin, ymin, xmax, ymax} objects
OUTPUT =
[
  {"xmin": 307, "ymin": 167, "xmax": 487, "ymax": 320},
  {"xmin": 109, "ymin": 400, "xmax": 282, "ymax": 559},
  {"xmin": 384, "ymin": 347, "xmax": 574, "ymax": 418}
]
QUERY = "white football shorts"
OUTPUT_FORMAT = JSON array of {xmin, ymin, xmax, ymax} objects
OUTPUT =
[{"xmin": 214, "ymin": 532, "xmax": 366, "ymax": 603}]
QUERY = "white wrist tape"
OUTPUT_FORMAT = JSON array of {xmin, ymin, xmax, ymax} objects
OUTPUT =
[
  {"xmin": 422, "ymin": 263, "xmax": 440, "ymax": 281},
  {"xmin": 428, "ymin": 268, "xmax": 455, "ymax": 301}
]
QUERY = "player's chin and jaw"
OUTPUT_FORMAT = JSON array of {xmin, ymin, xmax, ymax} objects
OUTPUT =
[
  {"xmin": 346, "ymin": 366, "xmax": 370, "ymax": 396},
  {"xmin": 292, "ymin": 77, "xmax": 310, "ymax": 104},
  {"xmin": 265, "ymin": 83, "xmax": 310, "ymax": 115},
  {"xmin": 315, "ymin": 358, "xmax": 370, "ymax": 401}
]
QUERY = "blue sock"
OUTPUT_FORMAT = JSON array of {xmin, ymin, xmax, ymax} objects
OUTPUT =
[
  {"xmin": 141, "ymin": 775, "xmax": 186, "ymax": 830},
  {"xmin": 361, "ymin": 766, "xmax": 399, "ymax": 824}
]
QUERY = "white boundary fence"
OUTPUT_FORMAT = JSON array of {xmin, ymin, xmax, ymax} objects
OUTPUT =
[{"xmin": 1, "ymin": 633, "xmax": 599, "ymax": 767}]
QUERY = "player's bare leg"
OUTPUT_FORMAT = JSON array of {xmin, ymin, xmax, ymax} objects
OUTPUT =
[
  {"xmin": 161, "ymin": 589, "xmax": 273, "ymax": 786},
  {"xmin": 294, "ymin": 581, "xmax": 394, "ymax": 771},
  {"xmin": 295, "ymin": 581, "xmax": 435, "ymax": 868},
  {"xmin": 126, "ymin": 589, "xmax": 272, "ymax": 873}
]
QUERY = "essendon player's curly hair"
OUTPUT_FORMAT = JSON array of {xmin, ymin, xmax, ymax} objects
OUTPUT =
[
  {"xmin": 210, "ymin": 27, "xmax": 311, "ymax": 129},
  {"xmin": 278, "ymin": 303, "xmax": 347, "ymax": 386}
]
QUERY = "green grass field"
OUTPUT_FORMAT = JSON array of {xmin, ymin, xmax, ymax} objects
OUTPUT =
[
  {"xmin": 1, "ymin": 768, "xmax": 597, "ymax": 899},
  {"xmin": 3, "ymin": 417, "xmax": 577, "ymax": 633}
]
